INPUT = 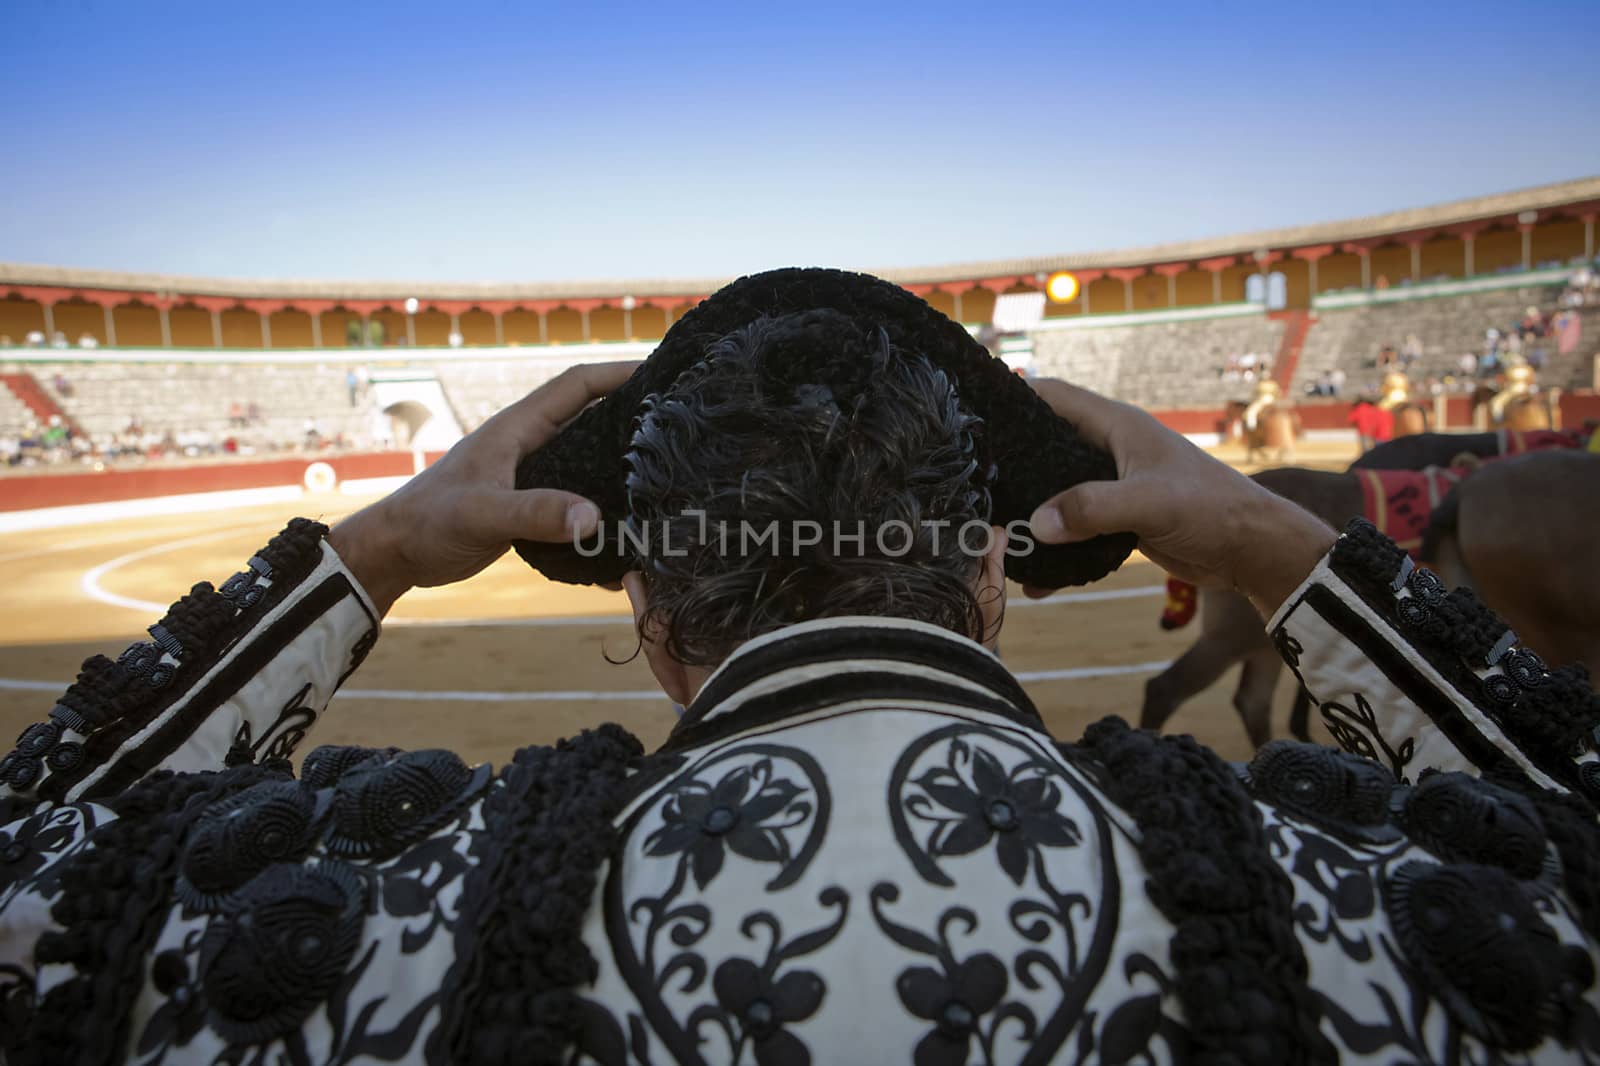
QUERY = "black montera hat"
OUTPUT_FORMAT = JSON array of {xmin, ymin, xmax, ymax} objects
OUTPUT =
[{"xmin": 512, "ymin": 267, "xmax": 1134, "ymax": 588}]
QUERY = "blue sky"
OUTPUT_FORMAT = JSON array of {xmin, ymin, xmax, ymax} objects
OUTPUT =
[{"xmin": 3, "ymin": 1, "xmax": 1597, "ymax": 284}]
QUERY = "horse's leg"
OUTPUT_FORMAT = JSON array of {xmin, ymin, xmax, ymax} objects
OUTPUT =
[
  {"xmin": 1142, "ymin": 590, "xmax": 1265, "ymax": 734},
  {"xmin": 1140, "ymin": 634, "xmax": 1244, "ymax": 734},
  {"xmin": 1233, "ymin": 649, "xmax": 1284, "ymax": 749}
]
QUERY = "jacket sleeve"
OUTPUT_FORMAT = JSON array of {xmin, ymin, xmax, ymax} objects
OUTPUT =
[
  {"xmin": 0, "ymin": 518, "xmax": 380, "ymax": 806},
  {"xmin": 1268, "ymin": 517, "xmax": 1600, "ymax": 798}
]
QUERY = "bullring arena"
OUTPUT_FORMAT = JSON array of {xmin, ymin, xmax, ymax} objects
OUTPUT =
[{"xmin": 3, "ymin": 176, "xmax": 1599, "ymax": 767}]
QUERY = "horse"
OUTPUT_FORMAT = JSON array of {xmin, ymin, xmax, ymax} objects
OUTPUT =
[
  {"xmin": 1471, "ymin": 384, "xmax": 1558, "ymax": 431},
  {"xmin": 1244, "ymin": 404, "xmax": 1301, "ymax": 464},
  {"xmin": 1140, "ymin": 451, "xmax": 1599, "ymax": 748},
  {"xmin": 1389, "ymin": 400, "xmax": 1431, "ymax": 437},
  {"xmin": 1421, "ymin": 451, "xmax": 1600, "ymax": 671},
  {"xmin": 1349, "ymin": 431, "xmax": 1500, "ymax": 471}
]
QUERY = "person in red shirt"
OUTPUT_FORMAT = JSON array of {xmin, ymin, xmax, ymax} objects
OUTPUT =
[
  {"xmin": 1348, "ymin": 397, "xmax": 1382, "ymax": 451},
  {"xmin": 1373, "ymin": 402, "xmax": 1396, "ymax": 443}
]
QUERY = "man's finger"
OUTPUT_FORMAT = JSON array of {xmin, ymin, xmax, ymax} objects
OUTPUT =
[
  {"xmin": 497, "ymin": 360, "xmax": 641, "ymax": 452},
  {"xmin": 471, "ymin": 487, "xmax": 603, "ymax": 545},
  {"xmin": 1028, "ymin": 480, "xmax": 1141, "ymax": 544}
]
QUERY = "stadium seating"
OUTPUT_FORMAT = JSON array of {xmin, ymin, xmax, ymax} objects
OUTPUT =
[
  {"xmin": 27, "ymin": 362, "xmax": 372, "ymax": 451},
  {"xmin": 1028, "ymin": 312, "xmax": 1286, "ymax": 409},
  {"xmin": 433, "ymin": 357, "xmax": 576, "ymax": 431},
  {"xmin": 1293, "ymin": 282, "xmax": 1594, "ymax": 395}
]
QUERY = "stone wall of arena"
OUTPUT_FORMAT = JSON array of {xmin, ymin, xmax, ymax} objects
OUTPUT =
[{"xmin": 5, "ymin": 392, "xmax": 1595, "ymax": 518}]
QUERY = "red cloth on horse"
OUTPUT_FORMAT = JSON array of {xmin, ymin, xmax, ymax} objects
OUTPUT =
[
  {"xmin": 1356, "ymin": 466, "xmax": 1467, "ymax": 560},
  {"xmin": 1500, "ymin": 428, "xmax": 1585, "ymax": 455}
]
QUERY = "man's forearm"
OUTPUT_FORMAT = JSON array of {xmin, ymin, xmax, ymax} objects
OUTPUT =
[{"xmin": 0, "ymin": 520, "xmax": 380, "ymax": 804}]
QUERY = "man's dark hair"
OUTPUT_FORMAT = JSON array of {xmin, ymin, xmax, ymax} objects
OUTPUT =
[{"xmin": 623, "ymin": 310, "xmax": 997, "ymax": 667}]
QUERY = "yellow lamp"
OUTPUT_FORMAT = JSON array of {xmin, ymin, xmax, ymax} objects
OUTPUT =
[{"xmin": 1045, "ymin": 271, "xmax": 1080, "ymax": 303}]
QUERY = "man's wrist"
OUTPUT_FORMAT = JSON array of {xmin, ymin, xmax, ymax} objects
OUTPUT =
[
  {"xmin": 328, "ymin": 507, "xmax": 411, "ymax": 617},
  {"xmin": 1236, "ymin": 498, "xmax": 1338, "ymax": 619}
]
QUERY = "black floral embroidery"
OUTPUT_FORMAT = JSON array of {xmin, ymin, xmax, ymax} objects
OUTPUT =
[
  {"xmin": 709, "ymin": 957, "xmax": 825, "ymax": 1066},
  {"xmin": 897, "ymin": 951, "xmax": 1008, "ymax": 1066},
  {"xmin": 873, "ymin": 886, "xmax": 1035, "ymax": 1066},
  {"xmin": 643, "ymin": 756, "xmax": 819, "ymax": 892},
  {"xmin": 1272, "ymin": 626, "xmax": 1304, "ymax": 669},
  {"xmin": 347, "ymin": 627, "xmax": 378, "ymax": 677},
  {"xmin": 903, "ymin": 740, "xmax": 1080, "ymax": 886},
  {"xmin": 227, "ymin": 684, "xmax": 318, "ymax": 768},
  {"xmin": 686, "ymin": 899, "xmax": 846, "ymax": 1066},
  {"xmin": 135, "ymin": 935, "xmax": 208, "ymax": 1064},
  {"xmin": 885, "ymin": 724, "xmax": 1132, "ymax": 1064},
  {"xmin": 1320, "ymin": 692, "xmax": 1416, "ymax": 784},
  {"xmin": 1084, "ymin": 954, "xmax": 1182, "ymax": 1066},
  {"xmin": 604, "ymin": 744, "xmax": 834, "ymax": 1065},
  {"xmin": 0, "ymin": 806, "xmax": 87, "ymax": 900}
]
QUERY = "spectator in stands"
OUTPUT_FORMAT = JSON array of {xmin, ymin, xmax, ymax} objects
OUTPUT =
[
  {"xmin": 24, "ymin": 330, "xmax": 45, "ymax": 347},
  {"xmin": 228, "ymin": 402, "xmax": 246, "ymax": 428},
  {"xmin": 1554, "ymin": 307, "xmax": 1582, "ymax": 354},
  {"xmin": 346, "ymin": 368, "xmax": 360, "ymax": 407},
  {"xmin": 246, "ymin": 400, "xmax": 262, "ymax": 424},
  {"xmin": 49, "ymin": 331, "xmax": 69, "ymax": 349},
  {"xmin": 1457, "ymin": 351, "xmax": 1478, "ymax": 378},
  {"xmin": 77, "ymin": 333, "xmax": 98, "ymax": 349},
  {"xmin": 51, "ymin": 372, "xmax": 73, "ymax": 397},
  {"xmin": 0, "ymin": 433, "xmax": 19, "ymax": 466},
  {"xmin": 1328, "ymin": 366, "xmax": 1345, "ymax": 396},
  {"xmin": 1520, "ymin": 307, "xmax": 1546, "ymax": 337},
  {"xmin": 1399, "ymin": 334, "xmax": 1422, "ymax": 369}
]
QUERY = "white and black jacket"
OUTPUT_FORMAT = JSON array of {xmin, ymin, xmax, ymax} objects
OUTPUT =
[{"xmin": 1, "ymin": 517, "xmax": 1597, "ymax": 1066}]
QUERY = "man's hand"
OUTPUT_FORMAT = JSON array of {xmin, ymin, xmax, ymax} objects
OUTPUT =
[
  {"xmin": 328, "ymin": 361, "xmax": 637, "ymax": 616},
  {"xmin": 1025, "ymin": 378, "xmax": 1336, "ymax": 617}
]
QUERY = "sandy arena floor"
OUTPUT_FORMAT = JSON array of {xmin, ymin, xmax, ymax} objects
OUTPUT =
[{"xmin": 0, "ymin": 440, "xmax": 1357, "ymax": 768}]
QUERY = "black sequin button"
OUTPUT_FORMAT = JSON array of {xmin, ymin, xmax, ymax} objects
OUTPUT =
[
  {"xmin": 939, "ymin": 1001, "xmax": 976, "ymax": 1035},
  {"xmin": 702, "ymin": 806, "xmax": 738, "ymax": 835},
  {"xmin": 985, "ymin": 799, "xmax": 1018, "ymax": 831}
]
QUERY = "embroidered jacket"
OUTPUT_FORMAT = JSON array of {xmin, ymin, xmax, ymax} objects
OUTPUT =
[{"xmin": 1, "ymin": 517, "xmax": 1598, "ymax": 1065}]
